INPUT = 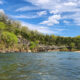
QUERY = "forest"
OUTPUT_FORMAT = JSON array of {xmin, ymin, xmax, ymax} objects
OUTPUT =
[{"xmin": 0, "ymin": 12, "xmax": 80, "ymax": 53}]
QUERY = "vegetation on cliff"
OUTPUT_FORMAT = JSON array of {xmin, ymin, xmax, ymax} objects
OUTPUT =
[{"xmin": 0, "ymin": 12, "xmax": 80, "ymax": 52}]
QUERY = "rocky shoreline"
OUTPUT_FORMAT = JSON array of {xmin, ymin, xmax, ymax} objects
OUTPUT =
[
  {"xmin": 0, "ymin": 47, "xmax": 60, "ymax": 53},
  {"xmin": 0, "ymin": 48, "xmax": 78, "ymax": 53},
  {"xmin": 0, "ymin": 45, "xmax": 79, "ymax": 53},
  {"xmin": 74, "ymin": 51, "xmax": 80, "ymax": 52}
]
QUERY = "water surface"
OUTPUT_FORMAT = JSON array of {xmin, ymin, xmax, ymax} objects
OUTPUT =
[{"xmin": 0, "ymin": 52, "xmax": 80, "ymax": 80}]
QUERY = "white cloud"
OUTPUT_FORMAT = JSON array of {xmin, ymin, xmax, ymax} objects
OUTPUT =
[
  {"xmin": 22, "ymin": 21, "xmax": 64, "ymax": 34},
  {"xmin": 64, "ymin": 20, "xmax": 70, "ymax": 24},
  {"xmin": 63, "ymin": 12, "xmax": 80, "ymax": 26},
  {"xmin": 37, "ymin": 11, "xmax": 47, "ymax": 16},
  {"xmin": 63, "ymin": 2, "xmax": 77, "ymax": 6},
  {"xmin": 40, "ymin": 14, "xmax": 61, "ymax": 26},
  {"xmin": 39, "ymin": 26, "xmax": 48, "ymax": 29},
  {"xmin": 11, "ymin": 15, "xmax": 38, "ymax": 19},
  {"xmin": 25, "ymin": 0, "xmax": 80, "ymax": 26},
  {"xmin": 16, "ymin": 6, "xmax": 40, "ymax": 12},
  {"xmin": 36, "ymin": 0, "xmax": 49, "ymax": 4},
  {"xmin": 26, "ymin": 0, "xmax": 78, "ymax": 10},
  {"xmin": 11, "ymin": 10, "xmax": 47, "ymax": 19},
  {"xmin": 22, "ymin": 22, "xmax": 54, "ymax": 34},
  {"xmin": 0, "ymin": 9, "xmax": 5, "ymax": 14},
  {"xmin": 50, "ymin": 10, "xmax": 59, "ymax": 14},
  {"xmin": 71, "ymin": 13, "xmax": 80, "ymax": 26}
]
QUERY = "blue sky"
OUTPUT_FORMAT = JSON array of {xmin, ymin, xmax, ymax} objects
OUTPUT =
[{"xmin": 0, "ymin": 0, "xmax": 80, "ymax": 37}]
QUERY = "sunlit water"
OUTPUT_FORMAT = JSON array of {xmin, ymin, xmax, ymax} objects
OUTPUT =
[{"xmin": 0, "ymin": 52, "xmax": 80, "ymax": 80}]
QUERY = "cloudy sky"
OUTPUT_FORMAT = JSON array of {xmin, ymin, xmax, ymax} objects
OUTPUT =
[{"xmin": 0, "ymin": 0, "xmax": 80, "ymax": 37}]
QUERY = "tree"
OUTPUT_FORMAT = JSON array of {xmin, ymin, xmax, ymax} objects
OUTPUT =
[
  {"xmin": 0, "ymin": 22, "xmax": 6, "ymax": 31},
  {"xmin": 0, "ymin": 22, "xmax": 6, "ymax": 41},
  {"xmin": 29, "ymin": 41, "xmax": 39, "ymax": 51},
  {"xmin": 76, "ymin": 36, "xmax": 80, "ymax": 39},
  {"xmin": 0, "ymin": 12, "xmax": 8, "ymax": 22},
  {"xmin": 1, "ymin": 31, "xmax": 18, "ymax": 47},
  {"xmin": 69, "ymin": 42, "xmax": 75, "ymax": 51}
]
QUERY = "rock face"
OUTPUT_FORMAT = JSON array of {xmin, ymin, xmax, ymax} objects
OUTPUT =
[
  {"xmin": 18, "ymin": 36, "xmax": 30, "ymax": 46},
  {"xmin": 37, "ymin": 45, "xmax": 67, "ymax": 52},
  {"xmin": 0, "ymin": 35, "xmax": 68, "ymax": 53}
]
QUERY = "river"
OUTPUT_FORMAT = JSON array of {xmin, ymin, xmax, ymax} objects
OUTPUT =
[{"xmin": 0, "ymin": 52, "xmax": 80, "ymax": 80}]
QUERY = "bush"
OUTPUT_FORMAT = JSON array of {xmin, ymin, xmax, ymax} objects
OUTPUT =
[{"xmin": 1, "ymin": 31, "xmax": 18, "ymax": 47}]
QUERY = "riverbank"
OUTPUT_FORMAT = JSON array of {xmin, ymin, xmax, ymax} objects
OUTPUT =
[
  {"xmin": 74, "ymin": 51, "xmax": 80, "ymax": 52},
  {"xmin": 0, "ymin": 44, "xmax": 79, "ymax": 53},
  {"xmin": 0, "ymin": 49, "xmax": 59, "ymax": 53},
  {"xmin": 0, "ymin": 48, "xmax": 79, "ymax": 53}
]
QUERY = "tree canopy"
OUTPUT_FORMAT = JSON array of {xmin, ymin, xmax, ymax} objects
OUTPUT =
[{"xmin": 1, "ymin": 32, "xmax": 18, "ymax": 47}]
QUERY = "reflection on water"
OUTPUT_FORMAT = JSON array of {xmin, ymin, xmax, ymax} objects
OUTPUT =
[{"xmin": 0, "ymin": 52, "xmax": 80, "ymax": 80}]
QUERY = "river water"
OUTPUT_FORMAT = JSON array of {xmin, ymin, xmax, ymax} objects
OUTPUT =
[{"xmin": 0, "ymin": 52, "xmax": 80, "ymax": 80}]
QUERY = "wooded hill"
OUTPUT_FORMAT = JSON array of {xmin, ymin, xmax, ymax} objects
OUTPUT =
[{"xmin": 0, "ymin": 12, "xmax": 80, "ymax": 52}]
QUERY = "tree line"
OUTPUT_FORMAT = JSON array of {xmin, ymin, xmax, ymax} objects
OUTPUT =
[{"xmin": 0, "ymin": 12, "xmax": 80, "ymax": 52}]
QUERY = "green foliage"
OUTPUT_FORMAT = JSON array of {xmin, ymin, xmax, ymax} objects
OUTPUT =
[
  {"xmin": 69, "ymin": 42, "xmax": 75, "ymax": 50},
  {"xmin": 30, "ymin": 42, "xmax": 36, "ymax": 50},
  {"xmin": 70, "ymin": 43, "xmax": 75, "ymax": 48},
  {"xmin": 60, "ymin": 47, "xmax": 68, "ymax": 51},
  {"xmin": 0, "ymin": 22, "xmax": 6, "ymax": 30},
  {"xmin": 76, "ymin": 36, "xmax": 80, "ymax": 38},
  {"xmin": 1, "ymin": 31, "xmax": 18, "ymax": 47},
  {"xmin": 30, "ymin": 41, "xmax": 39, "ymax": 50}
]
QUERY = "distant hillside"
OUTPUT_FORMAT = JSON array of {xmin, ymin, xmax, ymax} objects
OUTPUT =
[{"xmin": 0, "ymin": 12, "xmax": 80, "ymax": 53}]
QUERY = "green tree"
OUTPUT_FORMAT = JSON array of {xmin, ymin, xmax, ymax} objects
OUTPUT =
[
  {"xmin": 69, "ymin": 42, "xmax": 75, "ymax": 51},
  {"xmin": 0, "ymin": 22, "xmax": 6, "ymax": 41},
  {"xmin": 0, "ymin": 22, "xmax": 6, "ymax": 31},
  {"xmin": 30, "ymin": 41, "xmax": 39, "ymax": 51},
  {"xmin": 1, "ymin": 31, "xmax": 18, "ymax": 47}
]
